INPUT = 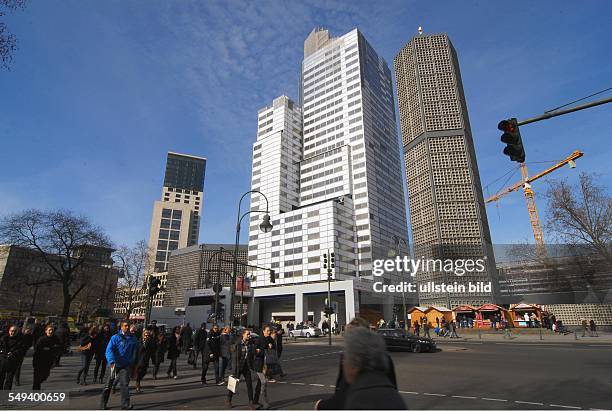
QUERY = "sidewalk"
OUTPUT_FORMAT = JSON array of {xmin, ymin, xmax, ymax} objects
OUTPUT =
[{"xmin": 431, "ymin": 329, "xmax": 612, "ymax": 344}]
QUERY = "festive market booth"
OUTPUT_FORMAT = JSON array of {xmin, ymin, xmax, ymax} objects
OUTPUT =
[
  {"xmin": 475, "ymin": 304, "xmax": 511, "ymax": 328},
  {"xmin": 453, "ymin": 305, "xmax": 477, "ymax": 328},
  {"xmin": 407, "ymin": 306, "xmax": 428, "ymax": 326},
  {"xmin": 425, "ymin": 306, "xmax": 453, "ymax": 327},
  {"xmin": 510, "ymin": 303, "xmax": 542, "ymax": 327}
]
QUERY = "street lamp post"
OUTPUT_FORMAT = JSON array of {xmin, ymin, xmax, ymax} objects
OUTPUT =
[
  {"xmin": 230, "ymin": 190, "xmax": 273, "ymax": 327},
  {"xmin": 389, "ymin": 236, "xmax": 410, "ymax": 334}
]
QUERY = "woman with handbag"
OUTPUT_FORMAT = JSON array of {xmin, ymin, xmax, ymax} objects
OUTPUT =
[{"xmin": 76, "ymin": 326, "xmax": 98, "ymax": 385}]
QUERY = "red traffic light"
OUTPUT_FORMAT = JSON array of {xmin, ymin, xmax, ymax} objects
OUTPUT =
[{"xmin": 498, "ymin": 119, "xmax": 517, "ymax": 133}]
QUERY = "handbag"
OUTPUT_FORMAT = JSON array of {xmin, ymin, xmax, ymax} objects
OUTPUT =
[
  {"xmin": 227, "ymin": 375, "xmax": 240, "ymax": 393},
  {"xmin": 264, "ymin": 349, "xmax": 278, "ymax": 365}
]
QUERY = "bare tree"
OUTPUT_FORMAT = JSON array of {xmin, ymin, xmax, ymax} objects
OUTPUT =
[
  {"xmin": 0, "ymin": 209, "xmax": 112, "ymax": 318},
  {"xmin": 545, "ymin": 172, "xmax": 612, "ymax": 264},
  {"xmin": 114, "ymin": 240, "xmax": 152, "ymax": 320},
  {"xmin": 0, "ymin": 0, "xmax": 26, "ymax": 70}
]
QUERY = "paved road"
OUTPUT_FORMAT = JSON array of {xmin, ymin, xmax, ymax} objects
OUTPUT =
[{"xmin": 6, "ymin": 338, "xmax": 612, "ymax": 410}]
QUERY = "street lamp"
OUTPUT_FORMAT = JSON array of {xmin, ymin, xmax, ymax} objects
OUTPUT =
[
  {"xmin": 388, "ymin": 235, "xmax": 410, "ymax": 334},
  {"xmin": 230, "ymin": 190, "xmax": 272, "ymax": 326}
]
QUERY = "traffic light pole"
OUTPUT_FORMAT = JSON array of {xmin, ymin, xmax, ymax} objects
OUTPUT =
[
  {"xmin": 517, "ymin": 96, "xmax": 612, "ymax": 126},
  {"xmin": 327, "ymin": 265, "xmax": 332, "ymax": 347}
]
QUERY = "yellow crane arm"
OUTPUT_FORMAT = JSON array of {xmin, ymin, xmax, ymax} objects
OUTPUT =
[{"xmin": 485, "ymin": 150, "xmax": 584, "ymax": 203}]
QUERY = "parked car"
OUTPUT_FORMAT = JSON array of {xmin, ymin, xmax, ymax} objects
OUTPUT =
[
  {"xmin": 289, "ymin": 324, "xmax": 322, "ymax": 338},
  {"xmin": 376, "ymin": 328, "xmax": 437, "ymax": 353}
]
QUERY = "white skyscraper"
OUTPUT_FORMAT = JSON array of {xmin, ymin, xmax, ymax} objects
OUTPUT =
[{"xmin": 247, "ymin": 28, "xmax": 410, "ymax": 326}]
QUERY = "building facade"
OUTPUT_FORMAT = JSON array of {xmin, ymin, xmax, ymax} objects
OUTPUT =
[
  {"xmin": 394, "ymin": 33, "xmax": 498, "ymax": 308},
  {"xmin": 148, "ymin": 152, "xmax": 206, "ymax": 273},
  {"xmin": 0, "ymin": 244, "xmax": 117, "ymax": 319},
  {"xmin": 164, "ymin": 244, "xmax": 248, "ymax": 308},
  {"xmin": 247, "ymin": 28, "xmax": 411, "ymax": 327}
]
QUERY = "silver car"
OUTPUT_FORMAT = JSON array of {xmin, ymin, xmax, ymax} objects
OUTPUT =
[{"xmin": 289, "ymin": 324, "xmax": 322, "ymax": 338}]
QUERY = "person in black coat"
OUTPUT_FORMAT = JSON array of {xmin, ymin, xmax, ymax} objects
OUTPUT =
[
  {"xmin": 166, "ymin": 326, "xmax": 181, "ymax": 378},
  {"xmin": 253, "ymin": 325, "xmax": 274, "ymax": 408},
  {"xmin": 153, "ymin": 332, "xmax": 167, "ymax": 380},
  {"xmin": 0, "ymin": 325, "xmax": 24, "ymax": 389},
  {"xmin": 76, "ymin": 326, "xmax": 98, "ymax": 385},
  {"xmin": 53, "ymin": 323, "xmax": 70, "ymax": 367},
  {"xmin": 32, "ymin": 325, "xmax": 61, "ymax": 390},
  {"xmin": 15, "ymin": 326, "xmax": 33, "ymax": 386},
  {"xmin": 225, "ymin": 329, "xmax": 257, "ymax": 409},
  {"xmin": 193, "ymin": 323, "xmax": 207, "ymax": 369},
  {"xmin": 219, "ymin": 326, "xmax": 233, "ymax": 382},
  {"xmin": 135, "ymin": 329, "xmax": 157, "ymax": 392},
  {"xmin": 93, "ymin": 324, "xmax": 111, "ymax": 383},
  {"xmin": 202, "ymin": 324, "xmax": 221, "ymax": 384}
]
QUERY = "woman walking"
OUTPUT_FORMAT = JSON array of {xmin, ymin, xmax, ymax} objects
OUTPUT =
[
  {"xmin": 135, "ymin": 329, "xmax": 157, "ymax": 393},
  {"xmin": 153, "ymin": 331, "xmax": 167, "ymax": 380},
  {"xmin": 32, "ymin": 325, "xmax": 61, "ymax": 390},
  {"xmin": 166, "ymin": 326, "xmax": 181, "ymax": 379},
  {"xmin": 77, "ymin": 326, "xmax": 98, "ymax": 385},
  {"xmin": 0, "ymin": 325, "xmax": 24, "ymax": 389}
]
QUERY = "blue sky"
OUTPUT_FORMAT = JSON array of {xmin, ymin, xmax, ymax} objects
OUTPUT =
[{"xmin": 1, "ymin": 0, "xmax": 611, "ymax": 249}]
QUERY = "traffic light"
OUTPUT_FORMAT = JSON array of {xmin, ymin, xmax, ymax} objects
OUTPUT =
[
  {"xmin": 498, "ymin": 118, "xmax": 525, "ymax": 163},
  {"xmin": 330, "ymin": 252, "xmax": 335, "ymax": 269},
  {"xmin": 270, "ymin": 269, "xmax": 275, "ymax": 284},
  {"xmin": 324, "ymin": 306, "xmax": 335, "ymax": 316},
  {"xmin": 323, "ymin": 253, "xmax": 328, "ymax": 269},
  {"xmin": 148, "ymin": 276, "xmax": 161, "ymax": 297}
]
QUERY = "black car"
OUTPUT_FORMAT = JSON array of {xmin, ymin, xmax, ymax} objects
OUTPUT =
[{"xmin": 376, "ymin": 328, "xmax": 437, "ymax": 353}]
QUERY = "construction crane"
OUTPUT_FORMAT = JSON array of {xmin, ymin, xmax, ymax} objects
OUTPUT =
[{"xmin": 485, "ymin": 150, "xmax": 584, "ymax": 254}]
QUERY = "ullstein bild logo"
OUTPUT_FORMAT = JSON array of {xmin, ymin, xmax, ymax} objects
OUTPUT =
[{"xmin": 371, "ymin": 257, "xmax": 492, "ymax": 294}]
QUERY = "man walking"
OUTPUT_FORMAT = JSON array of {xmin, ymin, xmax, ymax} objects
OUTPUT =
[
  {"xmin": 253, "ymin": 325, "xmax": 273, "ymax": 409},
  {"xmin": 581, "ymin": 319, "xmax": 589, "ymax": 337},
  {"xmin": 202, "ymin": 324, "xmax": 221, "ymax": 385},
  {"xmin": 180, "ymin": 323, "xmax": 193, "ymax": 355},
  {"xmin": 100, "ymin": 321, "xmax": 137, "ymax": 410},
  {"xmin": 193, "ymin": 323, "xmax": 207, "ymax": 369},
  {"xmin": 450, "ymin": 320, "xmax": 459, "ymax": 339},
  {"xmin": 225, "ymin": 329, "xmax": 257, "ymax": 409}
]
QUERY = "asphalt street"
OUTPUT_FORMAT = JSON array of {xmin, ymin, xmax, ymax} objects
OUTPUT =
[{"xmin": 6, "ymin": 338, "xmax": 612, "ymax": 410}]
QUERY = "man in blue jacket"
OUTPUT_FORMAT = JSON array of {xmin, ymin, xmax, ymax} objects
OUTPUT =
[{"xmin": 100, "ymin": 321, "xmax": 137, "ymax": 410}]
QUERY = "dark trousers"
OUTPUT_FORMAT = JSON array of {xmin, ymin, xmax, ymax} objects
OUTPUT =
[
  {"xmin": 227, "ymin": 365, "xmax": 253, "ymax": 402},
  {"xmin": 32, "ymin": 365, "xmax": 51, "ymax": 390},
  {"xmin": 15, "ymin": 355, "xmax": 25, "ymax": 385},
  {"xmin": 77, "ymin": 353, "xmax": 94, "ymax": 383},
  {"xmin": 0, "ymin": 360, "xmax": 18, "ymax": 390},
  {"xmin": 100, "ymin": 367, "xmax": 130, "ymax": 409},
  {"xmin": 93, "ymin": 355, "xmax": 107, "ymax": 381},
  {"xmin": 167, "ymin": 358, "xmax": 178, "ymax": 377},
  {"xmin": 136, "ymin": 366, "xmax": 148, "ymax": 383},
  {"xmin": 153, "ymin": 361, "xmax": 162, "ymax": 378},
  {"xmin": 202, "ymin": 355, "xmax": 220, "ymax": 383},
  {"xmin": 219, "ymin": 356, "xmax": 230, "ymax": 380}
]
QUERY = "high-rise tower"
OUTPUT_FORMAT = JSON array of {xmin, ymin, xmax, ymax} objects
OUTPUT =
[
  {"xmin": 394, "ymin": 33, "xmax": 498, "ymax": 307},
  {"xmin": 148, "ymin": 152, "xmax": 206, "ymax": 273},
  {"xmin": 248, "ymin": 28, "xmax": 411, "ymax": 326}
]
